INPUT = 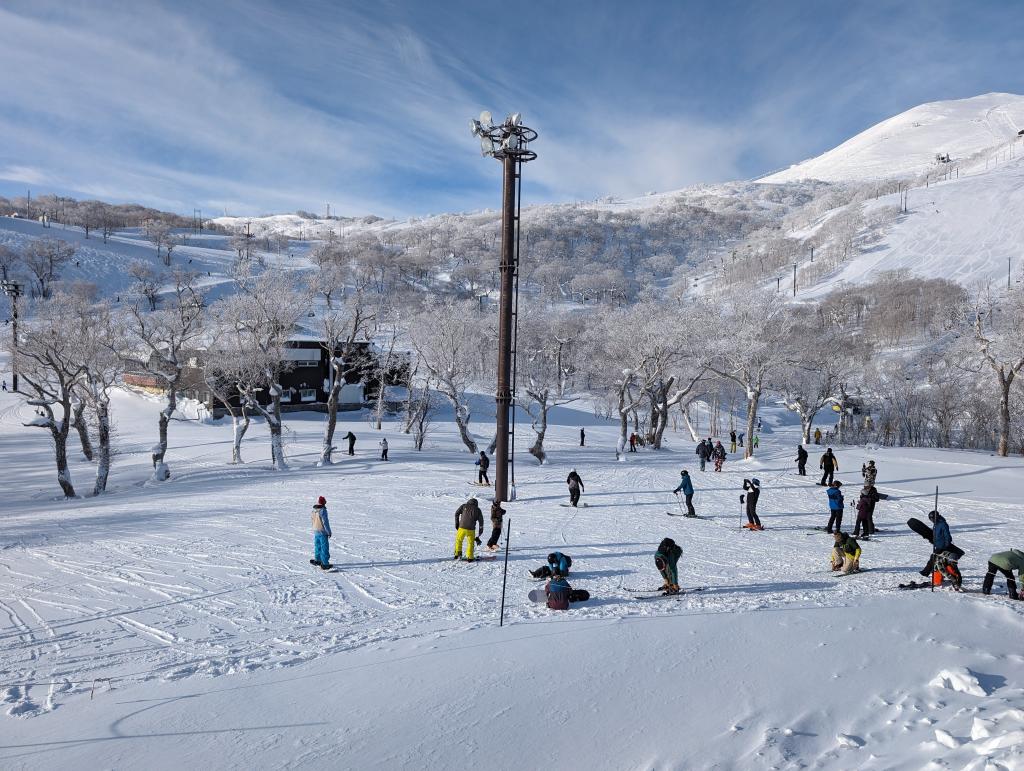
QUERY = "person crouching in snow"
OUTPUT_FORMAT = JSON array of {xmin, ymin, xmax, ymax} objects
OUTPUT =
[
  {"xmin": 453, "ymin": 497, "xmax": 484, "ymax": 561},
  {"xmin": 655, "ymin": 537, "xmax": 683, "ymax": 594},
  {"xmin": 310, "ymin": 496, "xmax": 333, "ymax": 570},
  {"xmin": 486, "ymin": 501, "xmax": 505, "ymax": 552},
  {"xmin": 831, "ymin": 531, "xmax": 861, "ymax": 574},
  {"xmin": 544, "ymin": 574, "xmax": 590, "ymax": 609},
  {"xmin": 531, "ymin": 551, "xmax": 572, "ymax": 578}
]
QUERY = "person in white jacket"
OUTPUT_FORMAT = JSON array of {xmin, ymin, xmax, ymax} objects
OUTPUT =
[
  {"xmin": 379, "ymin": 438, "xmax": 389, "ymax": 461},
  {"xmin": 310, "ymin": 496, "xmax": 333, "ymax": 570}
]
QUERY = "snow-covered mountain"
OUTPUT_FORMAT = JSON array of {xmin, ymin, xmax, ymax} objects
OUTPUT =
[{"xmin": 761, "ymin": 92, "xmax": 1024, "ymax": 183}]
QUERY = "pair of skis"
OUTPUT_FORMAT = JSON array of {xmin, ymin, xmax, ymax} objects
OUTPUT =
[{"xmin": 625, "ymin": 585, "xmax": 708, "ymax": 600}]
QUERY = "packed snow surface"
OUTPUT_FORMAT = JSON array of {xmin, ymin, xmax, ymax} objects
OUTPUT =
[
  {"xmin": 1, "ymin": 381, "xmax": 1023, "ymax": 769},
  {"xmin": 762, "ymin": 92, "xmax": 1024, "ymax": 183}
]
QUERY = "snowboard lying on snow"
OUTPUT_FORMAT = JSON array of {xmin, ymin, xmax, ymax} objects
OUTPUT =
[
  {"xmin": 528, "ymin": 588, "xmax": 591, "ymax": 603},
  {"xmin": 626, "ymin": 586, "xmax": 708, "ymax": 600}
]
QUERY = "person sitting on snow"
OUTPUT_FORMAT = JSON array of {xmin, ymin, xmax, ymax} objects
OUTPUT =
[
  {"xmin": 544, "ymin": 574, "xmax": 589, "ymax": 609},
  {"xmin": 831, "ymin": 531, "xmax": 861, "ymax": 574},
  {"xmin": 531, "ymin": 551, "xmax": 572, "ymax": 578},
  {"xmin": 655, "ymin": 537, "xmax": 683, "ymax": 594}
]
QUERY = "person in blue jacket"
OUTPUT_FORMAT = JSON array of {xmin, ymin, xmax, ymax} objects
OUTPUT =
[
  {"xmin": 927, "ymin": 510, "xmax": 963, "ymax": 588},
  {"xmin": 826, "ymin": 481, "xmax": 845, "ymax": 534},
  {"xmin": 673, "ymin": 470, "xmax": 696, "ymax": 517},
  {"xmin": 530, "ymin": 551, "xmax": 572, "ymax": 578}
]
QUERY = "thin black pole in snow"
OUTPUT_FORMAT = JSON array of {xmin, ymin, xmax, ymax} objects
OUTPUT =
[
  {"xmin": 499, "ymin": 517, "xmax": 511, "ymax": 627},
  {"xmin": 931, "ymin": 486, "xmax": 938, "ymax": 593}
]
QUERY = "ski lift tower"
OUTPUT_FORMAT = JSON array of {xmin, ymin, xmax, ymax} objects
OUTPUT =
[{"xmin": 470, "ymin": 112, "xmax": 538, "ymax": 504}]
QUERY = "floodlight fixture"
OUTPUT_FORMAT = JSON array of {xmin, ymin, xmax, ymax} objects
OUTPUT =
[{"xmin": 479, "ymin": 110, "xmax": 492, "ymax": 126}]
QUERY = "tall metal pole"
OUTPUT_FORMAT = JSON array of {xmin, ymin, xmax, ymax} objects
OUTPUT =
[
  {"xmin": 792, "ymin": 263, "xmax": 797, "ymax": 297},
  {"xmin": 494, "ymin": 154, "xmax": 517, "ymax": 504}
]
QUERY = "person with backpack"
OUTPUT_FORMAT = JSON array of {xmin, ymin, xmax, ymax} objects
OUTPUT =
[
  {"xmin": 796, "ymin": 445, "xmax": 808, "ymax": 476},
  {"xmin": 695, "ymin": 439, "xmax": 711, "ymax": 471},
  {"xmin": 831, "ymin": 531, "xmax": 861, "ymax": 574},
  {"xmin": 475, "ymin": 451, "xmax": 490, "ymax": 485},
  {"xmin": 486, "ymin": 501, "xmax": 505, "ymax": 552},
  {"xmin": 655, "ymin": 537, "xmax": 683, "ymax": 594},
  {"xmin": 531, "ymin": 552, "xmax": 572, "ymax": 578},
  {"xmin": 309, "ymin": 496, "xmax": 333, "ymax": 570},
  {"xmin": 712, "ymin": 440, "xmax": 727, "ymax": 472},
  {"xmin": 453, "ymin": 497, "xmax": 484, "ymax": 562},
  {"xmin": 729, "ymin": 429, "xmax": 737, "ymax": 453},
  {"xmin": 826, "ymin": 481, "xmax": 844, "ymax": 533},
  {"xmin": 927, "ymin": 510, "xmax": 963, "ymax": 589},
  {"xmin": 379, "ymin": 437, "xmax": 388, "ymax": 461},
  {"xmin": 982, "ymin": 550, "xmax": 1024, "ymax": 598},
  {"xmin": 672, "ymin": 469, "xmax": 696, "ymax": 517},
  {"xmin": 566, "ymin": 469, "xmax": 585, "ymax": 507},
  {"xmin": 343, "ymin": 431, "xmax": 356, "ymax": 456},
  {"xmin": 741, "ymin": 478, "xmax": 762, "ymax": 530},
  {"xmin": 819, "ymin": 448, "xmax": 838, "ymax": 486},
  {"xmin": 861, "ymin": 460, "xmax": 877, "ymax": 486},
  {"xmin": 544, "ymin": 574, "xmax": 590, "ymax": 609}
]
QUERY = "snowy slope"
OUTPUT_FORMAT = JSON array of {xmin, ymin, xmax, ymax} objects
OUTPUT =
[
  {"xmin": 2, "ymin": 376, "xmax": 1024, "ymax": 769},
  {"xmin": 763, "ymin": 93, "xmax": 1024, "ymax": 183}
]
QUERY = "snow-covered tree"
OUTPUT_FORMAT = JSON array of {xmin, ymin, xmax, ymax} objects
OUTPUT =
[
  {"xmin": 143, "ymin": 219, "xmax": 175, "ymax": 266},
  {"xmin": 23, "ymin": 238, "xmax": 75, "ymax": 298},
  {"xmin": 77, "ymin": 300, "xmax": 125, "ymax": 495},
  {"xmin": 970, "ymin": 290, "xmax": 1024, "ymax": 456}
]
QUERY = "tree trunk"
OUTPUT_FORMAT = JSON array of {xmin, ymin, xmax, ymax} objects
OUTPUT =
[
  {"xmin": 682, "ymin": 408, "xmax": 700, "ymax": 441},
  {"xmin": 616, "ymin": 386, "xmax": 628, "ymax": 460},
  {"xmin": 744, "ymin": 387, "xmax": 760, "ymax": 459},
  {"xmin": 997, "ymin": 373, "xmax": 1012, "ymax": 457},
  {"xmin": 153, "ymin": 389, "xmax": 176, "ymax": 472},
  {"xmin": 52, "ymin": 421, "xmax": 76, "ymax": 498},
  {"xmin": 528, "ymin": 401, "xmax": 549, "ymax": 464},
  {"xmin": 269, "ymin": 393, "xmax": 287, "ymax": 470},
  {"xmin": 446, "ymin": 397, "xmax": 477, "ymax": 453},
  {"xmin": 319, "ymin": 376, "xmax": 342, "ymax": 465},
  {"xmin": 801, "ymin": 413, "xmax": 813, "ymax": 446},
  {"xmin": 231, "ymin": 407, "xmax": 250, "ymax": 464},
  {"xmin": 92, "ymin": 400, "xmax": 111, "ymax": 496},
  {"xmin": 73, "ymin": 400, "xmax": 94, "ymax": 461}
]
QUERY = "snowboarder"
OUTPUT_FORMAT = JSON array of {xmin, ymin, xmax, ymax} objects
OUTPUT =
[
  {"xmin": 379, "ymin": 437, "xmax": 388, "ymax": 461},
  {"xmin": 343, "ymin": 430, "xmax": 356, "ymax": 456},
  {"xmin": 566, "ymin": 468, "xmax": 585, "ymax": 507},
  {"xmin": 453, "ymin": 497, "xmax": 484, "ymax": 562},
  {"xmin": 819, "ymin": 448, "xmax": 838, "ymax": 486},
  {"xmin": 742, "ymin": 478, "xmax": 762, "ymax": 530},
  {"xmin": 531, "ymin": 551, "xmax": 572, "ymax": 578},
  {"xmin": 475, "ymin": 451, "xmax": 490, "ymax": 485},
  {"xmin": 738, "ymin": 431, "xmax": 745, "ymax": 447},
  {"xmin": 310, "ymin": 495, "xmax": 333, "ymax": 570},
  {"xmin": 796, "ymin": 445, "xmax": 808, "ymax": 476},
  {"xmin": 628, "ymin": 433, "xmax": 638, "ymax": 452},
  {"xmin": 672, "ymin": 470, "xmax": 696, "ymax": 517},
  {"xmin": 729, "ymin": 429, "xmax": 737, "ymax": 453},
  {"xmin": 831, "ymin": 531, "xmax": 861, "ymax": 574},
  {"xmin": 853, "ymin": 485, "xmax": 881, "ymax": 538},
  {"xmin": 926, "ymin": 510, "xmax": 962, "ymax": 588},
  {"xmin": 861, "ymin": 460, "xmax": 877, "ymax": 486},
  {"xmin": 813, "ymin": 428, "xmax": 822, "ymax": 444},
  {"xmin": 580, "ymin": 428, "xmax": 585, "ymax": 447},
  {"xmin": 982, "ymin": 550, "xmax": 1024, "ymax": 598},
  {"xmin": 695, "ymin": 439, "xmax": 711, "ymax": 471},
  {"xmin": 487, "ymin": 501, "xmax": 505, "ymax": 551},
  {"xmin": 752, "ymin": 434, "xmax": 759, "ymax": 449},
  {"xmin": 826, "ymin": 481, "xmax": 844, "ymax": 534},
  {"xmin": 655, "ymin": 537, "xmax": 683, "ymax": 594},
  {"xmin": 712, "ymin": 440, "xmax": 726, "ymax": 472},
  {"xmin": 544, "ymin": 574, "xmax": 589, "ymax": 609}
]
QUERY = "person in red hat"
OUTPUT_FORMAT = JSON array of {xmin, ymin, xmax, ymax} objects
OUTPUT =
[{"xmin": 310, "ymin": 496, "xmax": 332, "ymax": 569}]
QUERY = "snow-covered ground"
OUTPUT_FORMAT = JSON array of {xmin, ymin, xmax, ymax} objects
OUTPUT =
[{"xmin": 2, "ymin": 381, "xmax": 1023, "ymax": 769}]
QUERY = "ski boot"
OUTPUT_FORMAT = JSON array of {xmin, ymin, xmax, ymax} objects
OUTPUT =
[{"xmin": 310, "ymin": 559, "xmax": 321, "ymax": 566}]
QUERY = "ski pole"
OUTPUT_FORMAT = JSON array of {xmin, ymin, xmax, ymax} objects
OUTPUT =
[
  {"xmin": 499, "ymin": 517, "xmax": 511, "ymax": 627},
  {"xmin": 931, "ymin": 486, "xmax": 939, "ymax": 593}
]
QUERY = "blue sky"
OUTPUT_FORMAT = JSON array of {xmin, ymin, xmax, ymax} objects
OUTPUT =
[{"xmin": 0, "ymin": 0, "xmax": 1021, "ymax": 218}]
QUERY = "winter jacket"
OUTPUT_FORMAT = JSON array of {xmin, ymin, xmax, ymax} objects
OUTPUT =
[
  {"xmin": 456, "ymin": 499, "xmax": 484, "ymax": 532},
  {"xmin": 673, "ymin": 473, "xmax": 694, "ymax": 496},
  {"xmin": 548, "ymin": 552, "xmax": 572, "ymax": 575},
  {"xmin": 820, "ymin": 451, "xmax": 837, "ymax": 470},
  {"xmin": 566, "ymin": 472, "xmax": 584, "ymax": 492},
  {"xmin": 990, "ymin": 549, "xmax": 1024, "ymax": 578},
  {"xmin": 344, "ymin": 432, "xmax": 356, "ymax": 444},
  {"xmin": 860, "ymin": 486, "xmax": 880, "ymax": 513},
  {"xmin": 477, "ymin": 454, "xmax": 490, "ymax": 471},
  {"xmin": 380, "ymin": 439, "xmax": 388, "ymax": 448},
  {"xmin": 827, "ymin": 486, "xmax": 844, "ymax": 511},
  {"xmin": 696, "ymin": 442, "xmax": 711, "ymax": 459},
  {"xmin": 490, "ymin": 502, "xmax": 505, "ymax": 528},
  {"xmin": 932, "ymin": 515, "xmax": 952, "ymax": 552},
  {"xmin": 745, "ymin": 485, "xmax": 760, "ymax": 516},
  {"xmin": 712, "ymin": 444, "xmax": 726, "ymax": 460},
  {"xmin": 311, "ymin": 504, "xmax": 332, "ymax": 537},
  {"xmin": 546, "ymin": 576, "xmax": 571, "ymax": 610},
  {"xmin": 729, "ymin": 431, "xmax": 737, "ymax": 442},
  {"xmin": 796, "ymin": 447, "xmax": 808, "ymax": 463},
  {"xmin": 838, "ymin": 534, "xmax": 862, "ymax": 561}
]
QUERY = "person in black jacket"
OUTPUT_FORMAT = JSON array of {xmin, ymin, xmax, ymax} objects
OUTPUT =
[
  {"xmin": 344, "ymin": 430, "xmax": 357, "ymax": 456},
  {"xmin": 819, "ymin": 448, "xmax": 838, "ymax": 486},
  {"xmin": 566, "ymin": 469, "xmax": 585, "ymax": 506},
  {"xmin": 796, "ymin": 445, "xmax": 808, "ymax": 476},
  {"xmin": 695, "ymin": 439, "xmax": 712, "ymax": 471},
  {"xmin": 476, "ymin": 451, "xmax": 490, "ymax": 485},
  {"xmin": 742, "ymin": 478, "xmax": 763, "ymax": 530},
  {"xmin": 580, "ymin": 428, "xmax": 585, "ymax": 447}
]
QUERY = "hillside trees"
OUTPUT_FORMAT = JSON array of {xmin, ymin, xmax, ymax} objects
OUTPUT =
[
  {"xmin": 23, "ymin": 238, "xmax": 75, "ymax": 298},
  {"xmin": 970, "ymin": 289, "xmax": 1024, "ymax": 456}
]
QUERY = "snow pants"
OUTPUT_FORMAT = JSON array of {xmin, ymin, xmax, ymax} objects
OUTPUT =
[
  {"xmin": 827, "ymin": 510, "xmax": 843, "ymax": 533},
  {"xmin": 982, "ymin": 562, "xmax": 1018, "ymax": 597},
  {"xmin": 831, "ymin": 547, "xmax": 858, "ymax": 573},
  {"xmin": 820, "ymin": 468, "xmax": 835, "ymax": 486},
  {"xmin": 569, "ymin": 488, "xmax": 581, "ymax": 507},
  {"xmin": 730, "ymin": 441, "xmax": 737, "ymax": 453},
  {"xmin": 797, "ymin": 461, "xmax": 806, "ymax": 475},
  {"xmin": 478, "ymin": 468, "xmax": 489, "ymax": 485},
  {"xmin": 683, "ymin": 493, "xmax": 696, "ymax": 517},
  {"xmin": 746, "ymin": 508, "xmax": 762, "ymax": 529},
  {"xmin": 454, "ymin": 527, "xmax": 476, "ymax": 560},
  {"xmin": 347, "ymin": 441, "xmax": 355, "ymax": 456},
  {"xmin": 381, "ymin": 448, "xmax": 388, "ymax": 461},
  {"xmin": 486, "ymin": 525, "xmax": 502, "ymax": 548},
  {"xmin": 698, "ymin": 458, "xmax": 706, "ymax": 471},
  {"xmin": 714, "ymin": 458, "xmax": 723, "ymax": 472},
  {"xmin": 313, "ymin": 532, "xmax": 330, "ymax": 565}
]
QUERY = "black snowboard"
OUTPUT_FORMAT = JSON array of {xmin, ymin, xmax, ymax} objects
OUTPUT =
[{"xmin": 907, "ymin": 517, "xmax": 933, "ymax": 541}]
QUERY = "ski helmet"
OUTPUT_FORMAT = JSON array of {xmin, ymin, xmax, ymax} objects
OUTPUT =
[
  {"xmin": 317, "ymin": 496, "xmax": 326, "ymax": 505},
  {"xmin": 547, "ymin": 553, "xmax": 558, "ymax": 563},
  {"xmin": 751, "ymin": 478, "xmax": 760, "ymax": 487}
]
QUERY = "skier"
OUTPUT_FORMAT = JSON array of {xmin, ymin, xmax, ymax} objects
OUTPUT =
[
  {"xmin": 813, "ymin": 427, "xmax": 822, "ymax": 444},
  {"xmin": 486, "ymin": 500, "xmax": 505, "ymax": 551},
  {"xmin": 853, "ymin": 484, "xmax": 881, "ymax": 538},
  {"xmin": 343, "ymin": 430, "xmax": 356, "ymax": 456},
  {"xmin": 925, "ymin": 510, "xmax": 962, "ymax": 588},
  {"xmin": 309, "ymin": 495, "xmax": 333, "ymax": 570},
  {"xmin": 672, "ymin": 469, "xmax": 696, "ymax": 517},
  {"xmin": 453, "ymin": 497, "xmax": 484, "ymax": 562},
  {"xmin": 531, "ymin": 551, "xmax": 572, "ymax": 578},
  {"xmin": 738, "ymin": 431, "xmax": 745, "ymax": 447},
  {"xmin": 796, "ymin": 445, "xmax": 808, "ymax": 476},
  {"xmin": 819, "ymin": 447, "xmax": 838, "ymax": 486},
  {"xmin": 695, "ymin": 439, "xmax": 711, "ymax": 472},
  {"xmin": 729, "ymin": 429, "xmax": 737, "ymax": 453},
  {"xmin": 826, "ymin": 481, "xmax": 844, "ymax": 534},
  {"xmin": 982, "ymin": 549, "xmax": 1024, "ymax": 598},
  {"xmin": 1, "ymin": 380, "xmax": 6, "ymax": 391},
  {"xmin": 628, "ymin": 433, "xmax": 638, "ymax": 452},
  {"xmin": 379, "ymin": 437, "xmax": 388, "ymax": 461},
  {"xmin": 544, "ymin": 574, "xmax": 589, "ymax": 609},
  {"xmin": 580, "ymin": 428, "xmax": 585, "ymax": 447},
  {"xmin": 831, "ymin": 531, "xmax": 861, "ymax": 574},
  {"xmin": 757, "ymin": 417, "xmax": 762, "ymax": 432},
  {"xmin": 861, "ymin": 460, "xmax": 877, "ymax": 486},
  {"xmin": 752, "ymin": 434, "xmax": 760, "ymax": 449},
  {"xmin": 475, "ymin": 451, "xmax": 490, "ymax": 485},
  {"xmin": 655, "ymin": 537, "xmax": 683, "ymax": 594},
  {"xmin": 566, "ymin": 468, "xmax": 585, "ymax": 507},
  {"xmin": 712, "ymin": 440, "xmax": 726, "ymax": 472},
  {"xmin": 741, "ymin": 478, "xmax": 762, "ymax": 530}
]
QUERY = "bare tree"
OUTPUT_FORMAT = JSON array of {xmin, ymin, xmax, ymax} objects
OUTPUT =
[
  {"xmin": 970, "ymin": 290, "xmax": 1024, "ymax": 456},
  {"xmin": 143, "ymin": 219, "xmax": 174, "ymax": 266},
  {"xmin": 0, "ymin": 244, "xmax": 19, "ymax": 282},
  {"xmin": 78, "ymin": 300, "xmax": 125, "ymax": 494},
  {"xmin": 127, "ymin": 260, "xmax": 161, "ymax": 311},
  {"xmin": 23, "ymin": 238, "xmax": 75, "ymax": 298}
]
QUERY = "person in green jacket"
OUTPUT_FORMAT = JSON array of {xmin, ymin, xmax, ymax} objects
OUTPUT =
[
  {"xmin": 655, "ymin": 537, "xmax": 683, "ymax": 594},
  {"xmin": 983, "ymin": 549, "xmax": 1024, "ymax": 598},
  {"xmin": 831, "ymin": 531, "xmax": 861, "ymax": 574}
]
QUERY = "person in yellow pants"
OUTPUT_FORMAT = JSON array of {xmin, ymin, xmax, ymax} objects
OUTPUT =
[{"xmin": 453, "ymin": 497, "xmax": 484, "ymax": 561}]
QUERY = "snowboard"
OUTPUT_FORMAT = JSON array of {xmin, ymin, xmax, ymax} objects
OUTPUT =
[
  {"xmin": 528, "ymin": 588, "xmax": 546, "ymax": 603},
  {"xmin": 559, "ymin": 503, "xmax": 589, "ymax": 508},
  {"xmin": 633, "ymin": 586, "xmax": 707, "ymax": 600},
  {"xmin": 907, "ymin": 517, "xmax": 933, "ymax": 541},
  {"xmin": 898, "ymin": 581, "xmax": 932, "ymax": 590},
  {"xmin": 831, "ymin": 568, "xmax": 870, "ymax": 578},
  {"xmin": 529, "ymin": 588, "xmax": 590, "ymax": 604}
]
